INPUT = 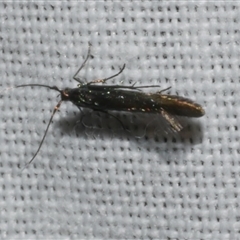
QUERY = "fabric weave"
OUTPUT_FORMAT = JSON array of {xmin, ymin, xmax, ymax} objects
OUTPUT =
[{"xmin": 0, "ymin": 1, "xmax": 239, "ymax": 239}]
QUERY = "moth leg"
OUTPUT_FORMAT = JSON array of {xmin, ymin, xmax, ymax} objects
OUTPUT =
[
  {"xmin": 157, "ymin": 86, "xmax": 171, "ymax": 94},
  {"xmin": 73, "ymin": 44, "xmax": 92, "ymax": 83},
  {"xmin": 129, "ymin": 84, "xmax": 161, "ymax": 90},
  {"xmin": 77, "ymin": 108, "xmax": 127, "ymax": 131},
  {"xmin": 87, "ymin": 64, "xmax": 126, "ymax": 85},
  {"xmin": 129, "ymin": 82, "xmax": 160, "ymax": 89},
  {"xmin": 77, "ymin": 109, "xmax": 92, "ymax": 128},
  {"xmin": 91, "ymin": 84, "xmax": 161, "ymax": 90},
  {"xmin": 96, "ymin": 110, "xmax": 127, "ymax": 131},
  {"xmin": 160, "ymin": 108, "xmax": 183, "ymax": 132}
]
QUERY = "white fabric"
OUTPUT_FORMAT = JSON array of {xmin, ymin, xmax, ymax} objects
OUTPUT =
[{"xmin": 0, "ymin": 1, "xmax": 239, "ymax": 239}]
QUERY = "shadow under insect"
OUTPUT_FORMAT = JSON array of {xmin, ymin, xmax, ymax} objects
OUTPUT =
[{"xmin": 56, "ymin": 108, "xmax": 204, "ymax": 146}]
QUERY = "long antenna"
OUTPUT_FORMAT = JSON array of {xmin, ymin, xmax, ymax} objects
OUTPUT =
[
  {"xmin": 22, "ymin": 100, "xmax": 63, "ymax": 170},
  {"xmin": 15, "ymin": 84, "xmax": 63, "ymax": 170},
  {"xmin": 16, "ymin": 84, "xmax": 61, "ymax": 93}
]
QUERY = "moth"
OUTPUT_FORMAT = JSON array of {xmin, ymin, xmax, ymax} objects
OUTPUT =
[{"xmin": 16, "ymin": 48, "xmax": 205, "ymax": 166}]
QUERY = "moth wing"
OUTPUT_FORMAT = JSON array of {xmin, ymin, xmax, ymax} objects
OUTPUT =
[{"xmin": 160, "ymin": 108, "xmax": 183, "ymax": 132}]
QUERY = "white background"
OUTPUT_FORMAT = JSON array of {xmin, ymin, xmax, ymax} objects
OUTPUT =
[{"xmin": 0, "ymin": 1, "xmax": 239, "ymax": 239}]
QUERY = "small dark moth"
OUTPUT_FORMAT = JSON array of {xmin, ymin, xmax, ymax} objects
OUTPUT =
[{"xmin": 16, "ymin": 48, "xmax": 205, "ymax": 166}]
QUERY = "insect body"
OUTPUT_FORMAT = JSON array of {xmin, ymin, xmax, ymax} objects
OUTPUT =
[
  {"xmin": 15, "ymin": 49, "xmax": 205, "ymax": 166},
  {"xmin": 63, "ymin": 84, "xmax": 204, "ymax": 118}
]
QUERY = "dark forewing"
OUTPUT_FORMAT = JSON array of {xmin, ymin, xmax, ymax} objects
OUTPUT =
[
  {"xmin": 76, "ymin": 85, "xmax": 159, "ymax": 113},
  {"xmin": 152, "ymin": 94, "xmax": 205, "ymax": 117},
  {"xmin": 67, "ymin": 85, "xmax": 205, "ymax": 119}
]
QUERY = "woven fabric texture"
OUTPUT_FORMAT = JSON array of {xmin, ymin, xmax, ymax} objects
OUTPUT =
[{"xmin": 0, "ymin": 1, "xmax": 240, "ymax": 239}]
